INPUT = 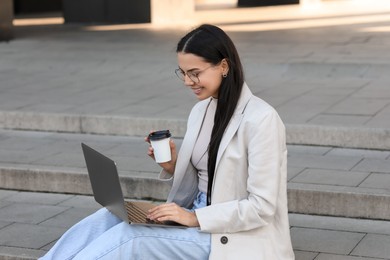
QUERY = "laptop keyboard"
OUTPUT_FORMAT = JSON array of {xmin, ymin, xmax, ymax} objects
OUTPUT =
[{"xmin": 125, "ymin": 201, "xmax": 164, "ymax": 225}]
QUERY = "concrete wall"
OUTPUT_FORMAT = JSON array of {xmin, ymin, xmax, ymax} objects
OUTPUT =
[
  {"xmin": 151, "ymin": 0, "xmax": 195, "ymax": 25},
  {"xmin": 0, "ymin": 0, "xmax": 13, "ymax": 41},
  {"xmin": 63, "ymin": 0, "xmax": 151, "ymax": 24}
]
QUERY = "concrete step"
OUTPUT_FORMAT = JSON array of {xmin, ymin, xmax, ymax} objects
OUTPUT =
[
  {"xmin": 1, "ymin": 111, "xmax": 390, "ymax": 150},
  {"xmin": 0, "ymin": 129, "xmax": 389, "ymax": 220},
  {"xmin": 1, "ymin": 189, "xmax": 390, "ymax": 260}
]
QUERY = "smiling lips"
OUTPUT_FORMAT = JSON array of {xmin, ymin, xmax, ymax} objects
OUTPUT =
[{"xmin": 192, "ymin": 87, "xmax": 202, "ymax": 95}]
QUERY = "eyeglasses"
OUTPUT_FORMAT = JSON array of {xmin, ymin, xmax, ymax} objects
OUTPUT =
[{"xmin": 174, "ymin": 65, "xmax": 214, "ymax": 83}]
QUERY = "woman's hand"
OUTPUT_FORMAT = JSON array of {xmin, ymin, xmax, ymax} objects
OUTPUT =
[
  {"xmin": 145, "ymin": 132, "xmax": 177, "ymax": 174},
  {"xmin": 147, "ymin": 203, "xmax": 200, "ymax": 227}
]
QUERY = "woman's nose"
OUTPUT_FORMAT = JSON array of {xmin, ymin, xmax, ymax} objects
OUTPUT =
[{"xmin": 184, "ymin": 75, "xmax": 195, "ymax": 86}]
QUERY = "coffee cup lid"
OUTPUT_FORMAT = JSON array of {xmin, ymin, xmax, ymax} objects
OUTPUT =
[{"xmin": 148, "ymin": 130, "xmax": 171, "ymax": 140}]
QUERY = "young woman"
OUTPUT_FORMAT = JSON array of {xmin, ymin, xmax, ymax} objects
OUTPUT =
[{"xmin": 40, "ymin": 24, "xmax": 294, "ymax": 260}]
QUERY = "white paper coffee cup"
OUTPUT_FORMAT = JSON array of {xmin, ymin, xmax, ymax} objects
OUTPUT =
[{"xmin": 149, "ymin": 130, "xmax": 172, "ymax": 163}]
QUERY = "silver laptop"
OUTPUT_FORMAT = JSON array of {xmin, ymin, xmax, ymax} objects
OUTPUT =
[{"xmin": 81, "ymin": 143, "xmax": 184, "ymax": 228}]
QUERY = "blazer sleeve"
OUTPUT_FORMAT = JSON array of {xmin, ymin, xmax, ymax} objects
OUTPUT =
[{"xmin": 195, "ymin": 108, "xmax": 286, "ymax": 233}]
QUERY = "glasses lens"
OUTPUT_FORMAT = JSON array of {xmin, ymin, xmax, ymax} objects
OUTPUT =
[
  {"xmin": 174, "ymin": 69, "xmax": 200, "ymax": 83},
  {"xmin": 188, "ymin": 73, "xmax": 199, "ymax": 83},
  {"xmin": 175, "ymin": 69, "xmax": 185, "ymax": 81}
]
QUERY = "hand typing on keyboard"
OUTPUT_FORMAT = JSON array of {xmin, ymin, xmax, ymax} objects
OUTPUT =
[
  {"xmin": 145, "ymin": 217, "xmax": 164, "ymax": 225},
  {"xmin": 147, "ymin": 203, "xmax": 200, "ymax": 227}
]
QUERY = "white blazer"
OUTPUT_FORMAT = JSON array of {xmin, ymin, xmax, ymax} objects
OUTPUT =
[{"xmin": 160, "ymin": 83, "xmax": 295, "ymax": 259}]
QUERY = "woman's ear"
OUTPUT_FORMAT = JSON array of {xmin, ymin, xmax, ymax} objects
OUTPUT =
[{"xmin": 221, "ymin": 58, "xmax": 229, "ymax": 77}]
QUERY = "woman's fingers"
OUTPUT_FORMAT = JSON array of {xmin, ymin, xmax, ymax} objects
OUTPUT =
[
  {"xmin": 148, "ymin": 203, "xmax": 180, "ymax": 221},
  {"xmin": 147, "ymin": 203, "xmax": 199, "ymax": 227},
  {"xmin": 144, "ymin": 129, "xmax": 156, "ymax": 144},
  {"xmin": 148, "ymin": 203, "xmax": 176, "ymax": 215}
]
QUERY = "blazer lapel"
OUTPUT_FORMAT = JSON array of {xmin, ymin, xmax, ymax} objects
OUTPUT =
[
  {"xmin": 167, "ymin": 99, "xmax": 211, "ymax": 201},
  {"xmin": 177, "ymin": 98, "xmax": 212, "ymax": 169}
]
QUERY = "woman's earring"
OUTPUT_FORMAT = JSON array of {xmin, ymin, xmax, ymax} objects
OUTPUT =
[{"xmin": 222, "ymin": 74, "xmax": 228, "ymax": 78}]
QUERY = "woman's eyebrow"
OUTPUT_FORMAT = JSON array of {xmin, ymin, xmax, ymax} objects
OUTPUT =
[{"xmin": 178, "ymin": 67, "xmax": 201, "ymax": 73}]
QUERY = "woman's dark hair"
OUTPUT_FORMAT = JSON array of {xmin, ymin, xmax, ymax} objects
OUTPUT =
[{"xmin": 176, "ymin": 24, "xmax": 244, "ymax": 205}]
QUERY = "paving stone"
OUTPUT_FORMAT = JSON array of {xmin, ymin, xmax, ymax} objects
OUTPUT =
[
  {"xmin": 0, "ymin": 150, "xmax": 55, "ymax": 165},
  {"xmin": 107, "ymin": 155, "xmax": 156, "ymax": 173},
  {"xmin": 0, "ymin": 221, "xmax": 11, "ymax": 229},
  {"xmin": 359, "ymin": 173, "xmax": 390, "ymax": 190},
  {"xmin": 41, "ymin": 240, "xmax": 56, "ymax": 252},
  {"xmin": 308, "ymin": 114, "xmax": 371, "ymax": 127},
  {"xmin": 258, "ymin": 94, "xmax": 293, "ymax": 107},
  {"xmin": 352, "ymin": 158, "xmax": 390, "ymax": 173},
  {"xmin": 289, "ymin": 214, "xmax": 390, "ymax": 235},
  {"xmin": 365, "ymin": 105, "xmax": 390, "ymax": 128},
  {"xmin": 44, "ymin": 131, "xmax": 133, "ymax": 144},
  {"xmin": 0, "ymin": 201, "xmax": 11, "ymax": 210},
  {"xmin": 278, "ymin": 106, "xmax": 328, "ymax": 125},
  {"xmin": 259, "ymin": 82, "xmax": 315, "ymax": 98},
  {"xmin": 351, "ymin": 234, "xmax": 390, "ymax": 259},
  {"xmin": 352, "ymin": 85, "xmax": 390, "ymax": 99},
  {"xmin": 0, "ymin": 190, "xmax": 17, "ymax": 200},
  {"xmin": 290, "ymin": 169, "xmax": 370, "ymax": 187},
  {"xmin": 287, "ymin": 145, "xmax": 332, "ymax": 155},
  {"xmin": 31, "ymin": 152, "xmax": 87, "ymax": 168},
  {"xmin": 0, "ymin": 135, "xmax": 53, "ymax": 152},
  {"xmin": 57, "ymin": 195, "xmax": 100, "ymax": 209},
  {"xmin": 39, "ymin": 207, "xmax": 98, "ymax": 229},
  {"xmin": 287, "ymin": 167, "xmax": 305, "ymax": 181},
  {"xmin": 0, "ymin": 203, "xmax": 68, "ymax": 224},
  {"xmin": 327, "ymin": 148, "xmax": 390, "ymax": 159},
  {"xmin": 306, "ymin": 86, "xmax": 358, "ymax": 97},
  {"xmin": 294, "ymin": 250, "xmax": 318, "ymax": 260},
  {"xmin": 3, "ymin": 192, "xmax": 73, "ymax": 205},
  {"xmin": 0, "ymin": 246, "xmax": 45, "ymax": 260},
  {"xmin": 67, "ymin": 100, "xmax": 132, "ymax": 115},
  {"xmin": 21, "ymin": 103, "xmax": 76, "ymax": 113},
  {"xmin": 33, "ymin": 138, "xmax": 106, "ymax": 153},
  {"xmin": 103, "ymin": 141, "xmax": 152, "ymax": 158},
  {"xmin": 315, "ymin": 253, "xmax": 384, "ymax": 260},
  {"xmin": 324, "ymin": 98, "xmax": 389, "ymax": 116},
  {"xmin": 287, "ymin": 154, "xmax": 361, "ymax": 171},
  {"xmin": 290, "ymin": 227, "xmax": 364, "ymax": 255},
  {"xmin": 0, "ymin": 134, "xmax": 9, "ymax": 142},
  {"xmin": 31, "ymin": 140, "xmax": 107, "ymax": 156},
  {"xmin": 0, "ymin": 223, "xmax": 65, "ymax": 250}
]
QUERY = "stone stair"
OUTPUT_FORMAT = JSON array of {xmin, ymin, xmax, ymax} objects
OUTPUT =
[{"xmin": 0, "ymin": 124, "xmax": 389, "ymax": 221}]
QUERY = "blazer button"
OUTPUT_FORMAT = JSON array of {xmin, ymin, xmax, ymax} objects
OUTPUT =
[{"xmin": 220, "ymin": 236, "xmax": 228, "ymax": 244}]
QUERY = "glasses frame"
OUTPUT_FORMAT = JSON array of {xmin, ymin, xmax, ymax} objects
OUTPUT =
[{"xmin": 175, "ymin": 65, "xmax": 214, "ymax": 84}]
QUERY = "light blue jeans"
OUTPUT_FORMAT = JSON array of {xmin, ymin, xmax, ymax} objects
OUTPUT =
[{"xmin": 40, "ymin": 192, "xmax": 210, "ymax": 260}]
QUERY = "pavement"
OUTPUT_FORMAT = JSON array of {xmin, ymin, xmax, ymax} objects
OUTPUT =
[{"xmin": 0, "ymin": 0, "xmax": 390, "ymax": 259}]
